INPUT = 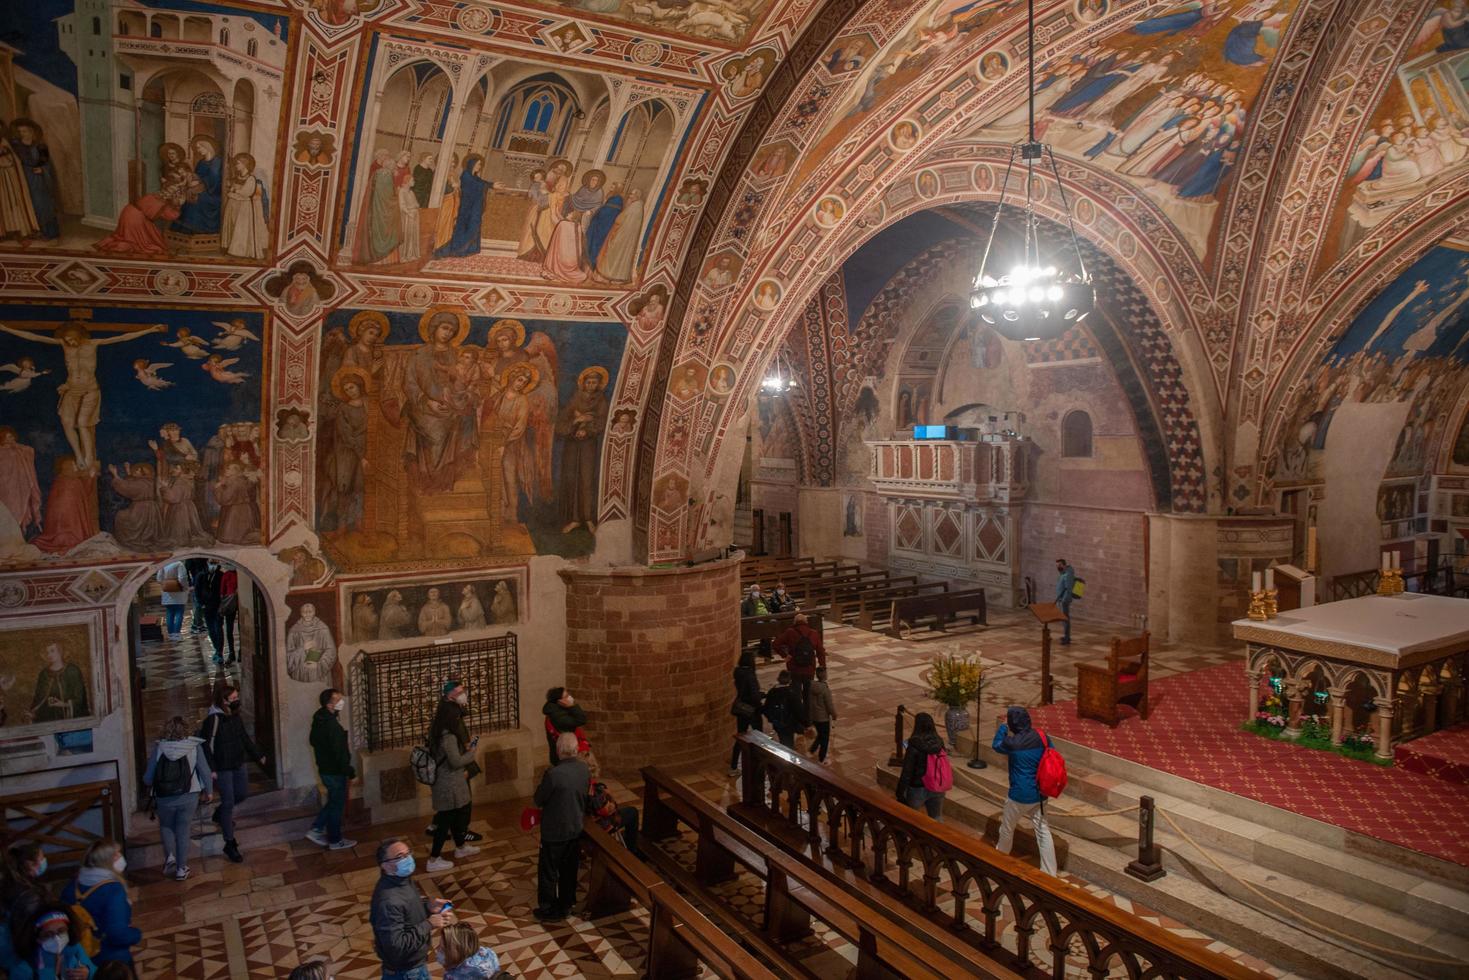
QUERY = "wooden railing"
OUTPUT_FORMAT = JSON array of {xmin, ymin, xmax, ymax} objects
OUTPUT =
[
  {"xmin": 581, "ymin": 817, "xmax": 777, "ymax": 980},
  {"xmin": 1328, "ymin": 559, "xmax": 1467, "ymax": 602},
  {"xmin": 734, "ymin": 733, "xmax": 1264, "ymax": 980},
  {"xmin": 1, "ymin": 779, "xmax": 125, "ymax": 871}
]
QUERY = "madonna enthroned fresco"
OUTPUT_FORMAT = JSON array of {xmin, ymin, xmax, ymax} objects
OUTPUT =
[{"xmin": 315, "ymin": 309, "xmax": 626, "ymax": 573}]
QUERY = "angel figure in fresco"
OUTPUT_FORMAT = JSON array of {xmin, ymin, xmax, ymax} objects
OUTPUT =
[
  {"xmin": 203, "ymin": 355, "xmax": 249, "ymax": 384},
  {"xmin": 163, "ymin": 328, "xmax": 211, "ymax": 359},
  {"xmin": 211, "ymin": 319, "xmax": 261, "ymax": 351},
  {"xmin": 1419, "ymin": 0, "xmax": 1469, "ymax": 52},
  {"xmin": 0, "ymin": 357, "xmax": 49, "ymax": 394},
  {"xmin": 1129, "ymin": 0, "xmax": 1224, "ymax": 37},
  {"xmin": 0, "ymin": 319, "xmax": 164, "ymax": 473},
  {"xmin": 132, "ymin": 359, "xmax": 173, "ymax": 391}
]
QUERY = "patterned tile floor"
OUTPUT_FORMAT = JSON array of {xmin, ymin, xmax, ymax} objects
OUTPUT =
[
  {"xmin": 1027, "ymin": 662, "xmax": 1469, "ymax": 867},
  {"xmin": 1395, "ymin": 722, "xmax": 1469, "ymax": 785},
  {"xmin": 127, "ymin": 610, "xmax": 1286, "ymax": 978}
]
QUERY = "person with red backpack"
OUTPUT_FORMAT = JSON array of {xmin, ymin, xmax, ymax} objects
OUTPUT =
[
  {"xmin": 776, "ymin": 613, "xmax": 824, "ymax": 727},
  {"xmin": 896, "ymin": 712, "xmax": 950, "ymax": 820},
  {"xmin": 992, "ymin": 706, "xmax": 1059, "ymax": 875}
]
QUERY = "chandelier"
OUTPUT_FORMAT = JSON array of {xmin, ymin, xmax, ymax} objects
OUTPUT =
[
  {"xmin": 760, "ymin": 346, "xmax": 799, "ymax": 394},
  {"xmin": 970, "ymin": 0, "xmax": 1094, "ymax": 342}
]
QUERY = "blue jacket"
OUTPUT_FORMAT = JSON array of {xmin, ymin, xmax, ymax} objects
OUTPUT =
[
  {"xmin": 993, "ymin": 707, "xmax": 1049, "ymax": 805},
  {"xmin": 8, "ymin": 943, "xmax": 95, "ymax": 980},
  {"xmin": 1055, "ymin": 565, "xmax": 1076, "ymax": 604},
  {"xmin": 61, "ymin": 874, "xmax": 140, "ymax": 965}
]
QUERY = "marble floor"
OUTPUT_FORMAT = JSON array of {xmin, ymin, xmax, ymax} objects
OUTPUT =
[{"xmin": 124, "ymin": 609, "xmax": 1274, "ymax": 978}]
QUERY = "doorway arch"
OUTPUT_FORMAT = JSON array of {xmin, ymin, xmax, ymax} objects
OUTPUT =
[{"xmin": 121, "ymin": 552, "xmax": 277, "ymax": 810}]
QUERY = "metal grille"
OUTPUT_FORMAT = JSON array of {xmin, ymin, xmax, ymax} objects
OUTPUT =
[{"xmin": 361, "ymin": 634, "xmax": 519, "ymax": 751}]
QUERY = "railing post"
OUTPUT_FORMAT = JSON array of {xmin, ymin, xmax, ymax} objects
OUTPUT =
[
  {"xmin": 888, "ymin": 705, "xmax": 906, "ymax": 766},
  {"xmin": 1125, "ymin": 796, "xmax": 1165, "ymax": 881}
]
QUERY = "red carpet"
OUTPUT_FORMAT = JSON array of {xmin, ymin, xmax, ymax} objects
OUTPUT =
[
  {"xmin": 1396, "ymin": 722, "xmax": 1469, "ymax": 785},
  {"xmin": 1028, "ymin": 662, "xmax": 1469, "ymax": 868}
]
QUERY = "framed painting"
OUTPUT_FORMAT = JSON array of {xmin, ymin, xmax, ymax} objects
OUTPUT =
[{"xmin": 0, "ymin": 610, "xmax": 106, "ymax": 739}]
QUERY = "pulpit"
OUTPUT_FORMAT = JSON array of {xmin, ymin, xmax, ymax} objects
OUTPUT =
[{"xmin": 1076, "ymin": 632, "xmax": 1150, "ymax": 727}]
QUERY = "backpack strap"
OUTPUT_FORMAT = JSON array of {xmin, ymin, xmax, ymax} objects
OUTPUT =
[{"xmin": 77, "ymin": 879, "xmax": 111, "ymax": 900}]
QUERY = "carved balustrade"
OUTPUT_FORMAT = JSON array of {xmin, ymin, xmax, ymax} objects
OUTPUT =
[{"xmin": 734, "ymin": 733, "xmax": 1263, "ymax": 980}]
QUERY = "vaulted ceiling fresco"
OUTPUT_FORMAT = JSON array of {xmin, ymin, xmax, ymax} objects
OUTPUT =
[{"xmin": 0, "ymin": 0, "xmax": 1464, "ymax": 570}]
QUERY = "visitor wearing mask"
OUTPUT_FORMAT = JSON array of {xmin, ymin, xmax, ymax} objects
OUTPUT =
[
  {"xmin": 306, "ymin": 688, "xmax": 357, "ymax": 851},
  {"xmin": 1, "ymin": 843, "xmax": 52, "ymax": 971},
  {"xmin": 740, "ymin": 585, "xmax": 774, "ymax": 659},
  {"xmin": 10, "ymin": 906, "xmax": 94, "ymax": 980},
  {"xmin": 60, "ymin": 840, "xmax": 139, "ymax": 971},
  {"xmin": 540, "ymin": 686, "xmax": 586, "ymax": 768},
  {"xmin": 369, "ymin": 837, "xmax": 451, "ymax": 979},
  {"xmin": 142, "ymin": 715, "xmax": 212, "ymax": 880},
  {"xmin": 438, "ymin": 922, "xmax": 505, "ymax": 979},
  {"xmin": 198, "ymin": 682, "xmax": 267, "ymax": 863},
  {"xmin": 427, "ymin": 681, "xmax": 480, "ymax": 873}
]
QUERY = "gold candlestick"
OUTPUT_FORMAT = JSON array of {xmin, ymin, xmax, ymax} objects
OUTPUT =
[
  {"xmin": 1378, "ymin": 568, "xmax": 1404, "ymax": 595},
  {"xmin": 1263, "ymin": 588, "xmax": 1278, "ymax": 619},
  {"xmin": 1247, "ymin": 589, "xmax": 1270, "ymax": 621}
]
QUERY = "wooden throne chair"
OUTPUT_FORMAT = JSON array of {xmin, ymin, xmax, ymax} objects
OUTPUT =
[{"xmin": 1076, "ymin": 631, "xmax": 1150, "ymax": 727}]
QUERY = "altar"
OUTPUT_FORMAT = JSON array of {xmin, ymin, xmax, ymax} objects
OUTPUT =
[{"xmin": 1233, "ymin": 594, "xmax": 1469, "ymax": 760}]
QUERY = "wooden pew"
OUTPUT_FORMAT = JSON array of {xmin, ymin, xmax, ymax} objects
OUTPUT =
[
  {"xmin": 889, "ymin": 587, "xmax": 987, "ymax": 637},
  {"xmin": 856, "ymin": 581, "xmax": 950, "ymax": 631},
  {"xmin": 741, "ymin": 559, "xmax": 847, "ymax": 590},
  {"xmin": 796, "ymin": 568, "xmax": 894, "ymax": 607},
  {"xmin": 823, "ymin": 574, "xmax": 917, "ymax": 621},
  {"xmin": 741, "ymin": 610, "xmax": 823, "ymax": 654},
  {"xmin": 740, "ymin": 555, "xmax": 817, "ymax": 581},
  {"xmin": 640, "ymin": 766, "xmax": 1022, "ymax": 980}
]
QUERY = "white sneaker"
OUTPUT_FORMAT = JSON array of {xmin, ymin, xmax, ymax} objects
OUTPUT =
[
  {"xmin": 455, "ymin": 843, "xmax": 480, "ymax": 858},
  {"xmin": 175, "ymin": 866, "xmax": 191, "ymax": 880},
  {"xmin": 162, "ymin": 859, "xmax": 176, "ymax": 877},
  {"xmin": 426, "ymin": 856, "xmax": 454, "ymax": 873},
  {"xmin": 305, "ymin": 828, "xmax": 328, "ymax": 846},
  {"xmin": 328, "ymin": 838, "xmax": 356, "ymax": 850}
]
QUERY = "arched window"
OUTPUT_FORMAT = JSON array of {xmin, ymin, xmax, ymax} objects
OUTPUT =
[
  {"xmin": 246, "ymin": 38, "xmax": 258, "ymax": 57},
  {"xmin": 1062, "ymin": 410, "xmax": 1093, "ymax": 458},
  {"xmin": 220, "ymin": 27, "xmax": 229, "ymax": 44},
  {"xmin": 149, "ymin": 20, "xmax": 162, "ymax": 37},
  {"xmin": 92, "ymin": 16, "xmax": 102, "ymax": 35},
  {"xmin": 523, "ymin": 94, "xmax": 554, "ymax": 133}
]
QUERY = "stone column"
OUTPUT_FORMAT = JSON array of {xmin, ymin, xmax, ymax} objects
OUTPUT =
[
  {"xmin": 1245, "ymin": 665, "xmax": 1262, "ymax": 725},
  {"xmin": 559, "ymin": 552, "xmax": 742, "ymax": 775},
  {"xmin": 1328, "ymin": 688, "xmax": 1347, "ymax": 745},
  {"xmin": 1374, "ymin": 698, "xmax": 1396, "ymax": 761},
  {"xmin": 1284, "ymin": 677, "xmax": 1305, "ymax": 739}
]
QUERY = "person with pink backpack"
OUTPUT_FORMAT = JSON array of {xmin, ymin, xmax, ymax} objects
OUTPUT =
[
  {"xmin": 993, "ymin": 706, "xmax": 1060, "ymax": 875},
  {"xmin": 896, "ymin": 712, "xmax": 951, "ymax": 820}
]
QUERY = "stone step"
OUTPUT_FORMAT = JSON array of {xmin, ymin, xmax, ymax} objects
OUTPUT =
[
  {"xmin": 876, "ymin": 764, "xmax": 1469, "ymax": 980},
  {"xmin": 946, "ymin": 733, "xmax": 1469, "ymax": 940}
]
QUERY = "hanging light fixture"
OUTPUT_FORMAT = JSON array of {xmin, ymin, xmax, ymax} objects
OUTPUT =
[
  {"xmin": 760, "ymin": 346, "xmax": 799, "ymax": 394},
  {"xmin": 970, "ymin": 0, "xmax": 1094, "ymax": 342}
]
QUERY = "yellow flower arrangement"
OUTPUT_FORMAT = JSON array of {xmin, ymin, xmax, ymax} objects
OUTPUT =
[{"xmin": 927, "ymin": 652, "xmax": 983, "ymax": 707}]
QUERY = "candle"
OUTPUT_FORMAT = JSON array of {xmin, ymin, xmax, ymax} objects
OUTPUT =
[
  {"xmin": 1252, "ymin": 571, "xmax": 1262, "ymax": 592},
  {"xmin": 1306, "ymin": 527, "xmax": 1317, "ymax": 572},
  {"xmin": 1382, "ymin": 551, "xmax": 1390, "ymax": 572},
  {"xmin": 1265, "ymin": 568, "xmax": 1275, "ymax": 590},
  {"xmin": 1392, "ymin": 551, "xmax": 1400, "ymax": 570}
]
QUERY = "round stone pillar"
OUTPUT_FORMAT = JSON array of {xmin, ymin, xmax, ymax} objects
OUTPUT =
[{"xmin": 558, "ymin": 552, "xmax": 742, "ymax": 775}]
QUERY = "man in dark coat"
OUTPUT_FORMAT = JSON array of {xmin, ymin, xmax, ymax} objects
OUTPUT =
[
  {"xmin": 532, "ymin": 731, "xmax": 592, "ymax": 922},
  {"xmin": 306, "ymin": 688, "xmax": 356, "ymax": 850},
  {"xmin": 370, "ymin": 837, "xmax": 451, "ymax": 976}
]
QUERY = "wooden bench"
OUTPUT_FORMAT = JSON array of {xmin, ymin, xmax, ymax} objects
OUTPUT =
[
  {"xmin": 771, "ymin": 563, "xmax": 863, "ymax": 598},
  {"xmin": 856, "ymin": 581, "xmax": 950, "ymax": 631},
  {"xmin": 889, "ymin": 587, "xmax": 987, "ymax": 637},
  {"xmin": 741, "ymin": 610, "xmax": 823, "ymax": 654},
  {"xmin": 823, "ymin": 574, "xmax": 917, "ymax": 621},
  {"xmin": 581, "ymin": 818, "xmax": 778, "ymax": 979},
  {"xmin": 640, "ymin": 766, "xmax": 1021, "ymax": 980},
  {"xmin": 740, "ymin": 557, "xmax": 834, "ymax": 586}
]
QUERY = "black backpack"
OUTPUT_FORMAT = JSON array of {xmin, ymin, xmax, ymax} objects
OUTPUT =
[
  {"xmin": 791, "ymin": 637, "xmax": 817, "ymax": 669},
  {"xmin": 154, "ymin": 752, "xmax": 192, "ymax": 797},
  {"xmin": 763, "ymin": 686, "xmax": 791, "ymax": 728}
]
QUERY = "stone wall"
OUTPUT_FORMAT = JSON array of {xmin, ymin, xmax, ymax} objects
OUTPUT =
[
  {"xmin": 1020, "ymin": 504, "xmax": 1148, "ymax": 631},
  {"xmin": 559, "ymin": 553, "xmax": 741, "ymax": 774}
]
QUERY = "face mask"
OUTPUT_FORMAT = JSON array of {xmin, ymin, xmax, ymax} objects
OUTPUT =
[
  {"xmin": 332, "ymin": 698, "xmax": 346, "ymax": 713},
  {"xmin": 41, "ymin": 934, "xmax": 68, "ymax": 955},
  {"xmin": 392, "ymin": 855, "xmax": 415, "ymax": 877},
  {"xmin": 34, "ymin": 857, "xmax": 47, "ymax": 877},
  {"xmin": 436, "ymin": 948, "xmax": 446, "ymax": 966},
  {"xmin": 453, "ymin": 692, "xmax": 468, "ymax": 707},
  {"xmin": 228, "ymin": 700, "xmax": 241, "ymax": 713},
  {"xmin": 113, "ymin": 856, "xmax": 127, "ymax": 874}
]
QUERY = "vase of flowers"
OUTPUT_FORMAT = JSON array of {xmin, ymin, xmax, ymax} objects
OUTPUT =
[{"xmin": 926, "ymin": 653, "xmax": 984, "ymax": 748}]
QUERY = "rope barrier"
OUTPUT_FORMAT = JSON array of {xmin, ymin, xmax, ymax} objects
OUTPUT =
[
  {"xmin": 1157, "ymin": 810, "xmax": 1466, "ymax": 968},
  {"xmin": 955, "ymin": 762, "xmax": 1140, "ymax": 817}
]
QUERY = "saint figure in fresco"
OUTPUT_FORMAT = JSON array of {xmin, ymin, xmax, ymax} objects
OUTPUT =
[
  {"xmin": 434, "ymin": 155, "xmax": 492, "ymax": 259},
  {"xmin": 556, "ymin": 367, "xmax": 610, "ymax": 533},
  {"xmin": 286, "ymin": 603, "xmax": 337, "ymax": 682},
  {"xmin": 29, "ymin": 642, "xmax": 88, "ymax": 723},
  {"xmin": 171, "ymin": 136, "xmax": 225, "ymax": 237}
]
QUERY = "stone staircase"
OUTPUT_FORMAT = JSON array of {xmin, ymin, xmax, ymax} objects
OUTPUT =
[
  {"xmin": 877, "ymin": 733, "xmax": 1469, "ymax": 980},
  {"xmin": 124, "ymin": 785, "xmax": 369, "ymax": 869}
]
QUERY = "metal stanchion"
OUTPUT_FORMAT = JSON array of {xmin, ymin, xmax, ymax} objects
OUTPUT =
[{"xmin": 967, "ymin": 671, "xmax": 987, "ymax": 769}]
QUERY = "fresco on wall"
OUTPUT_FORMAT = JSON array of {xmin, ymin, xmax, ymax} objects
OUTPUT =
[
  {"xmin": 0, "ymin": 304, "xmax": 265, "ymax": 566},
  {"xmin": 537, "ymin": 0, "xmax": 774, "ymax": 44},
  {"xmin": 0, "ymin": 0, "xmax": 288, "ymax": 260},
  {"xmin": 341, "ymin": 569, "xmax": 524, "ymax": 645},
  {"xmin": 284, "ymin": 590, "xmax": 339, "ymax": 685},
  {"xmin": 1455, "ymin": 410, "xmax": 1469, "ymax": 466},
  {"xmin": 0, "ymin": 617, "xmax": 99, "ymax": 736},
  {"xmin": 315, "ymin": 309, "xmax": 625, "ymax": 572},
  {"xmin": 1322, "ymin": 2, "xmax": 1469, "ymax": 268},
  {"xmin": 339, "ymin": 47, "xmax": 689, "ymax": 287},
  {"xmin": 1272, "ymin": 240, "xmax": 1469, "ymax": 486}
]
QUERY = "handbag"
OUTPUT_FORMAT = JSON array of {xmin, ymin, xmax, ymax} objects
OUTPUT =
[{"xmin": 731, "ymin": 698, "xmax": 757, "ymax": 719}]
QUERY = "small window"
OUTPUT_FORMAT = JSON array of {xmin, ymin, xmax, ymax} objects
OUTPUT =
[
  {"xmin": 1062, "ymin": 410, "xmax": 1093, "ymax": 458},
  {"xmin": 119, "ymin": 73, "xmax": 131, "ymax": 90},
  {"xmin": 92, "ymin": 16, "xmax": 101, "ymax": 34},
  {"xmin": 220, "ymin": 27, "xmax": 229, "ymax": 44},
  {"xmin": 246, "ymin": 38, "xmax": 258, "ymax": 57},
  {"xmin": 150, "ymin": 21, "xmax": 162, "ymax": 37}
]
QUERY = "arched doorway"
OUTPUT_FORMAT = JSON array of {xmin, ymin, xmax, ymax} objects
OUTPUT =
[{"xmin": 125, "ymin": 554, "xmax": 276, "ymax": 809}]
